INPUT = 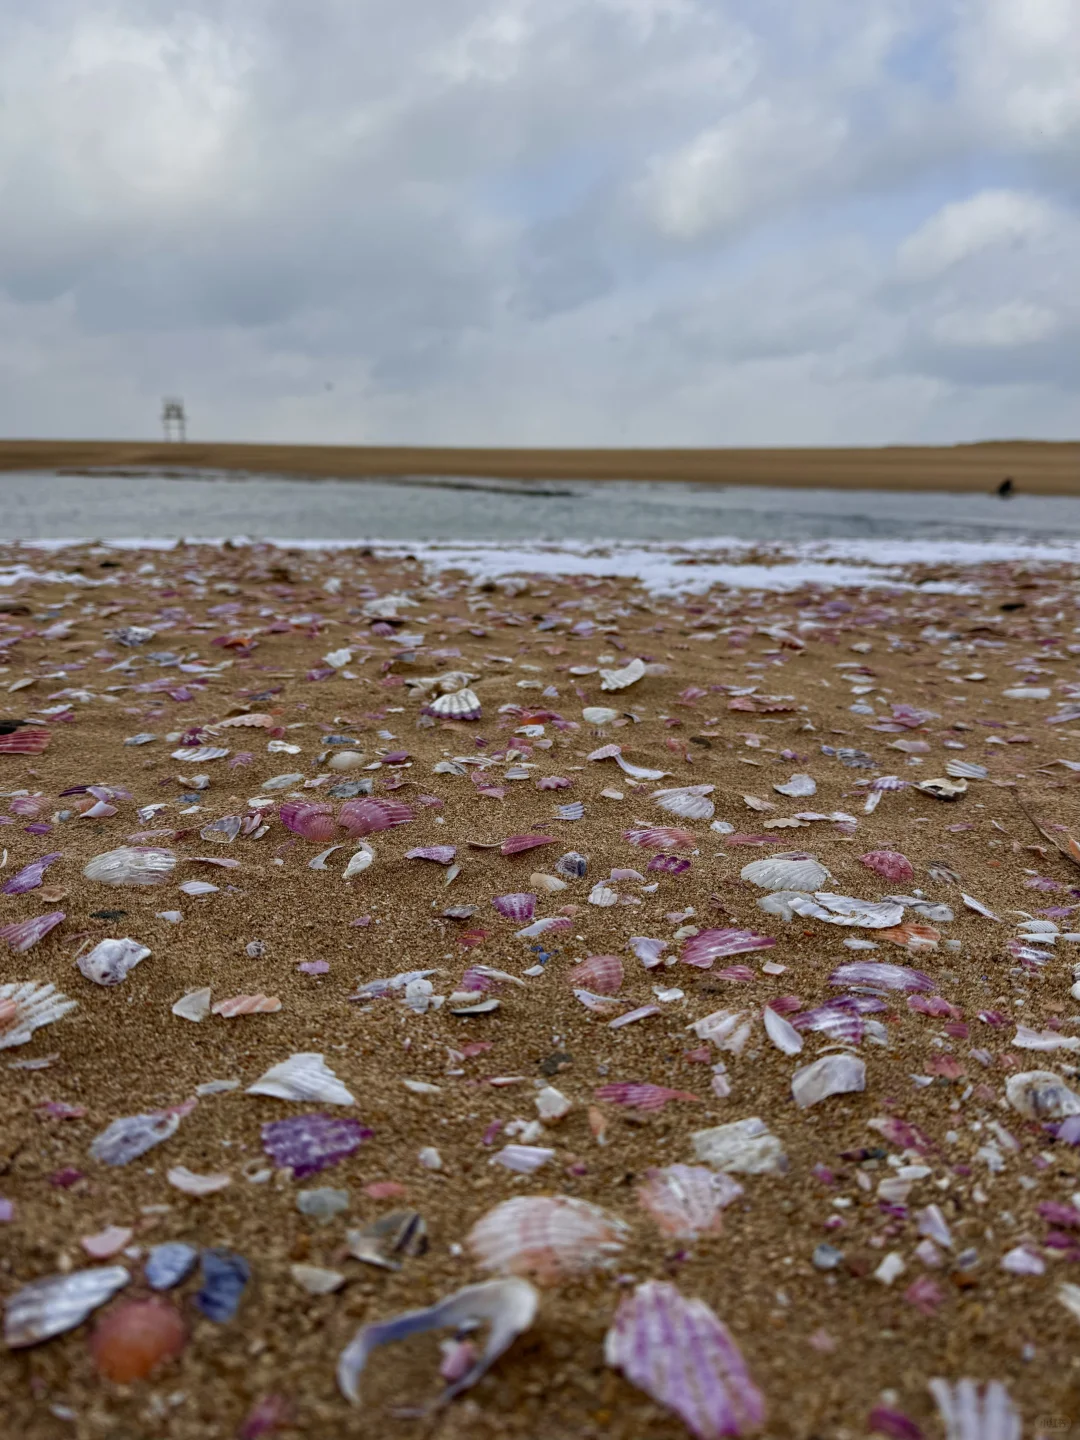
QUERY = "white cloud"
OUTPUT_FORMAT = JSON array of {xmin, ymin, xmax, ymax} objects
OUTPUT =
[
  {"xmin": 897, "ymin": 190, "xmax": 1058, "ymax": 281},
  {"xmin": 930, "ymin": 301, "xmax": 1060, "ymax": 349}
]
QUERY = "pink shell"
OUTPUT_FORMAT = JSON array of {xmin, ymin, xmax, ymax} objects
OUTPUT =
[
  {"xmin": 339, "ymin": 798, "xmax": 414, "ymax": 837},
  {"xmin": 0, "ymin": 911, "xmax": 65, "ymax": 954},
  {"xmin": 623, "ymin": 827, "xmax": 697, "ymax": 850},
  {"xmin": 467, "ymin": 1195, "xmax": 629, "ymax": 1286},
  {"xmin": 279, "ymin": 802, "xmax": 337, "ymax": 843},
  {"xmin": 211, "ymin": 994, "xmax": 282, "ymax": 1016},
  {"xmin": 492, "ymin": 893, "xmax": 536, "ymax": 922},
  {"xmin": 859, "ymin": 850, "xmax": 915, "ymax": 883},
  {"xmin": 0, "ymin": 728, "xmax": 50, "ymax": 754},
  {"xmin": 681, "ymin": 928, "xmax": 776, "ymax": 969},
  {"xmin": 501, "ymin": 834, "xmax": 557, "ymax": 856},
  {"xmin": 648, "ymin": 855, "xmax": 692, "ymax": 874},
  {"xmin": 570, "ymin": 954, "xmax": 624, "ymax": 995},
  {"xmin": 536, "ymin": 776, "xmax": 572, "ymax": 791},
  {"xmin": 628, "ymin": 936, "xmax": 668, "ymax": 968},
  {"xmin": 405, "ymin": 846, "xmax": 457, "ymax": 864},
  {"xmin": 637, "ymin": 1165, "xmax": 743, "ymax": 1239},
  {"xmin": 594, "ymin": 1083, "xmax": 700, "ymax": 1111}
]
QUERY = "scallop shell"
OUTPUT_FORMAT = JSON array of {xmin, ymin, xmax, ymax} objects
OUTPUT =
[
  {"xmin": 339, "ymin": 798, "xmax": 414, "ymax": 837},
  {"xmin": 4, "ymin": 1267, "xmax": 130, "ymax": 1348},
  {"xmin": 492, "ymin": 892, "xmax": 536, "ymax": 922},
  {"xmin": 425, "ymin": 688, "xmax": 482, "ymax": 720},
  {"xmin": 681, "ymin": 928, "xmax": 776, "ymax": 969},
  {"xmin": 84, "ymin": 847, "xmax": 177, "ymax": 887},
  {"xmin": 328, "ymin": 750, "xmax": 366, "ymax": 772},
  {"xmin": 624, "ymin": 827, "xmax": 697, "ymax": 850},
  {"xmin": 501, "ymin": 834, "xmax": 557, "ymax": 856},
  {"xmin": 599, "ymin": 658, "xmax": 646, "ymax": 692},
  {"xmin": 0, "ymin": 911, "xmax": 65, "ymax": 954},
  {"xmin": 467, "ymin": 1195, "xmax": 629, "ymax": 1285},
  {"xmin": 77, "ymin": 938, "xmax": 151, "ymax": 987},
  {"xmin": 636, "ymin": 1165, "xmax": 743, "ymax": 1239},
  {"xmin": 531, "ymin": 872, "xmax": 567, "ymax": 893},
  {"xmin": 740, "ymin": 852, "xmax": 830, "ymax": 892},
  {"xmin": 279, "ymin": 802, "xmax": 337, "ymax": 843},
  {"xmin": 1005, "ymin": 1070, "xmax": 1080, "ymax": 1121},
  {"xmin": 0, "ymin": 981, "xmax": 77, "ymax": 1049},
  {"xmin": 536, "ymin": 775, "xmax": 572, "ymax": 791},
  {"xmin": 944, "ymin": 760, "xmax": 988, "ymax": 781},
  {"xmin": 773, "ymin": 774, "xmax": 817, "ymax": 798},
  {"xmin": 828, "ymin": 961, "xmax": 933, "ymax": 991},
  {"xmin": 859, "ymin": 850, "xmax": 915, "ymax": 883},
  {"xmin": 604, "ymin": 1281, "xmax": 766, "ymax": 1439},
  {"xmin": 789, "ymin": 892, "xmax": 905, "ymax": 928},
  {"xmin": 0, "ymin": 727, "xmax": 50, "ymax": 754},
  {"xmin": 651, "ymin": 786, "xmax": 715, "ymax": 822},
  {"xmin": 792, "ymin": 1054, "xmax": 866, "ymax": 1109},
  {"xmin": 246, "ymin": 1052, "xmax": 355, "ymax": 1105},
  {"xmin": 406, "ymin": 846, "xmax": 457, "ymax": 864},
  {"xmin": 570, "ymin": 954, "xmax": 624, "ymax": 995},
  {"xmin": 582, "ymin": 706, "xmax": 620, "ymax": 725},
  {"xmin": 555, "ymin": 851, "xmax": 588, "ymax": 878}
]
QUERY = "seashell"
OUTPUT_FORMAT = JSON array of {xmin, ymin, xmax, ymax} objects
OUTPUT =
[
  {"xmin": 636, "ymin": 1165, "xmax": 743, "ymax": 1239},
  {"xmin": 648, "ymin": 854, "xmax": 691, "ymax": 874},
  {"xmin": 145, "ymin": 1242, "xmax": 198, "ymax": 1291},
  {"xmin": 0, "ymin": 981, "xmax": 77, "ymax": 1049},
  {"xmin": 172, "ymin": 746, "xmax": 230, "ymax": 763},
  {"xmin": 531, "ymin": 872, "xmax": 567, "ymax": 893},
  {"xmin": 81, "ymin": 1225, "xmax": 134, "ymax": 1260},
  {"xmin": 2, "ymin": 851, "xmax": 62, "ymax": 895},
  {"xmin": 343, "ymin": 846, "xmax": 374, "ymax": 879},
  {"xmin": 582, "ymin": 706, "xmax": 620, "ymax": 726},
  {"xmin": 0, "ymin": 727, "xmax": 50, "ymax": 754},
  {"xmin": 425, "ymin": 688, "xmax": 482, "ymax": 721},
  {"xmin": 740, "ymin": 853, "xmax": 830, "ymax": 892},
  {"xmin": 327, "ymin": 750, "xmax": 367, "ymax": 772},
  {"xmin": 763, "ymin": 1005, "xmax": 803, "ymax": 1055},
  {"xmin": 1006, "ymin": 1070, "xmax": 1080, "ymax": 1121},
  {"xmin": 556, "ymin": 801, "xmax": 585, "ymax": 820},
  {"xmin": 4, "ymin": 1266, "xmax": 130, "ymax": 1348},
  {"xmin": 589, "ymin": 882, "xmax": 618, "ymax": 907},
  {"xmin": 501, "ymin": 834, "xmax": 557, "ymax": 856},
  {"xmin": 339, "ymin": 797, "xmax": 414, "ymax": 836},
  {"xmin": 515, "ymin": 915, "xmax": 572, "ymax": 939},
  {"xmin": 201, "ymin": 816, "xmax": 243, "ymax": 844},
  {"xmin": 689, "ymin": 1009, "xmax": 753, "ymax": 1052},
  {"xmin": 346, "ymin": 1209, "xmax": 427, "ymax": 1270},
  {"xmin": 859, "ymin": 850, "xmax": 914, "ymax": 883},
  {"xmin": 773, "ymin": 774, "xmax": 816, "ymax": 798},
  {"xmin": 792, "ymin": 1054, "xmax": 865, "ymax": 1109},
  {"xmin": 492, "ymin": 892, "xmax": 536, "ymax": 922},
  {"xmin": 570, "ymin": 954, "xmax": 624, "ymax": 995},
  {"xmin": 652, "ymin": 785, "xmax": 715, "ymax": 821},
  {"xmin": 406, "ymin": 845, "xmax": 457, "ymax": 864},
  {"xmin": 179, "ymin": 879, "xmax": 218, "ymax": 897},
  {"xmin": 878, "ymin": 921, "xmax": 940, "ymax": 951},
  {"xmin": 599, "ymin": 657, "xmax": 646, "ymax": 691},
  {"xmin": 681, "ymin": 928, "xmax": 775, "ymax": 969},
  {"xmin": 829, "ymin": 961, "xmax": 933, "ymax": 991},
  {"xmin": 467, "ymin": 1195, "xmax": 629, "ymax": 1285},
  {"xmin": 78, "ymin": 938, "xmax": 150, "ymax": 987},
  {"xmin": 167, "ymin": 1165, "xmax": 232, "ymax": 1195},
  {"xmin": 291, "ymin": 1264, "xmax": 345, "ymax": 1295},
  {"xmin": 214, "ymin": 713, "xmax": 275, "ymax": 728},
  {"xmin": 629, "ymin": 935, "xmax": 668, "ymax": 968},
  {"xmin": 212, "ymin": 993, "xmax": 282, "ymax": 1017},
  {"xmin": 338, "ymin": 1278, "xmax": 538, "ymax": 1407},
  {"xmin": 945, "ymin": 760, "xmax": 988, "ymax": 781},
  {"xmin": 792, "ymin": 997, "xmax": 883, "ymax": 1044},
  {"xmin": 279, "ymin": 801, "xmax": 337, "ymax": 843},
  {"xmin": 624, "ymin": 826, "xmax": 697, "ymax": 850},
  {"xmin": 262, "ymin": 772, "xmax": 303, "ymax": 791},
  {"xmin": 555, "ymin": 851, "xmax": 588, "ymax": 878},
  {"xmin": 84, "ymin": 847, "xmax": 176, "ymax": 887},
  {"xmin": 536, "ymin": 1086, "xmax": 572, "ymax": 1121},
  {"xmin": 261, "ymin": 1114, "xmax": 372, "ymax": 1177},
  {"xmin": 917, "ymin": 777, "xmax": 967, "ymax": 801},
  {"xmin": 90, "ymin": 1298, "xmax": 187, "ymax": 1381},
  {"xmin": 537, "ymin": 775, "xmax": 572, "ymax": 791},
  {"xmin": 172, "ymin": 988, "xmax": 211, "ymax": 1022},
  {"xmin": 604, "ymin": 1281, "xmax": 766, "ymax": 1439},
  {"xmin": 928, "ymin": 1380, "xmax": 1021, "ymax": 1440},
  {"xmin": 90, "ymin": 1108, "xmax": 187, "ymax": 1166},
  {"xmin": 0, "ymin": 910, "xmax": 65, "ymax": 953},
  {"xmin": 492, "ymin": 1144, "xmax": 554, "ymax": 1172},
  {"xmin": 693, "ymin": 1118, "xmax": 787, "ymax": 1175},
  {"xmin": 247, "ymin": 1052, "xmax": 355, "ymax": 1104},
  {"xmin": 789, "ymin": 893, "xmax": 905, "ymax": 928},
  {"xmin": 195, "ymin": 1249, "xmax": 250, "ymax": 1323},
  {"xmin": 595, "ymin": 1082, "xmax": 699, "ymax": 1111}
]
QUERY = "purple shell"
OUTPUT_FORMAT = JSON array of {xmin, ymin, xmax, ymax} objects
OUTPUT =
[
  {"xmin": 628, "ymin": 936, "xmax": 668, "ymax": 969},
  {"xmin": 279, "ymin": 802, "xmax": 337, "ymax": 843},
  {"xmin": 2, "ymin": 852, "xmax": 62, "ymax": 895},
  {"xmin": 492, "ymin": 892, "xmax": 536, "ymax": 922},
  {"xmin": 605, "ymin": 1281, "xmax": 766, "ymax": 1438},
  {"xmin": 648, "ymin": 855, "xmax": 692, "ymax": 874},
  {"xmin": 261, "ymin": 1114, "xmax": 372, "ymax": 1178},
  {"xmin": 792, "ymin": 996, "xmax": 885, "ymax": 1044},
  {"xmin": 681, "ymin": 928, "xmax": 775, "ymax": 969},
  {"xmin": 405, "ymin": 846, "xmax": 457, "ymax": 864},
  {"xmin": 500, "ymin": 834, "xmax": 557, "ymax": 856},
  {"xmin": 828, "ymin": 962, "xmax": 934, "ymax": 992},
  {"xmin": 859, "ymin": 850, "xmax": 915, "ymax": 883},
  {"xmin": 0, "ymin": 911, "xmax": 65, "ymax": 954},
  {"xmin": 536, "ymin": 776, "xmax": 572, "ymax": 790},
  {"xmin": 867, "ymin": 1408, "xmax": 924, "ymax": 1440}
]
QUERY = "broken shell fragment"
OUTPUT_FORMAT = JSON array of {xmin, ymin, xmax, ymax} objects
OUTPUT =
[
  {"xmin": 247, "ymin": 1053, "xmax": 355, "ymax": 1104},
  {"xmin": 346, "ymin": 1210, "xmax": 428, "ymax": 1270},
  {"xmin": 791, "ymin": 1054, "xmax": 866, "ymax": 1109},
  {"xmin": 599, "ymin": 657, "xmax": 646, "ymax": 691},
  {"xmin": 692, "ymin": 1119, "xmax": 787, "ymax": 1175},
  {"xmin": 1006, "ymin": 1070, "xmax": 1080, "ymax": 1121},
  {"xmin": 636, "ymin": 1165, "xmax": 743, "ymax": 1239},
  {"xmin": 5, "ymin": 1267, "xmax": 130, "ymax": 1348},
  {"xmin": 917, "ymin": 777, "xmax": 968, "ymax": 801},
  {"xmin": 77, "ymin": 938, "xmax": 151, "ymax": 987},
  {"xmin": 0, "ymin": 981, "xmax": 77, "ymax": 1049},
  {"xmin": 84, "ymin": 847, "xmax": 176, "ymax": 886}
]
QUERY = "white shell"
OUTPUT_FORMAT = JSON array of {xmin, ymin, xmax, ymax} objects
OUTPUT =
[
  {"xmin": 172, "ymin": 746, "xmax": 230, "ymax": 762},
  {"xmin": 343, "ymin": 847, "xmax": 374, "ymax": 879},
  {"xmin": 928, "ymin": 1379, "xmax": 1021, "ymax": 1440},
  {"xmin": 167, "ymin": 1165, "xmax": 231, "ymax": 1195},
  {"xmin": 789, "ymin": 892, "xmax": 905, "ymax": 928},
  {"xmin": 172, "ymin": 987, "xmax": 212, "ymax": 1022},
  {"xmin": 636, "ymin": 1164, "xmax": 743, "ymax": 1239},
  {"xmin": 0, "ymin": 981, "xmax": 77, "ymax": 1049},
  {"xmin": 588, "ymin": 882, "xmax": 618, "ymax": 907},
  {"xmin": 945, "ymin": 760, "xmax": 987, "ymax": 780},
  {"xmin": 328, "ymin": 751, "xmax": 366, "ymax": 771},
  {"xmin": 792, "ymin": 1054, "xmax": 866, "ymax": 1108},
  {"xmin": 692, "ymin": 1118, "xmax": 787, "ymax": 1175},
  {"xmin": 292, "ymin": 1263, "xmax": 346, "ymax": 1294},
  {"xmin": 247, "ymin": 1052, "xmax": 355, "ymax": 1105},
  {"xmin": 77, "ymin": 938, "xmax": 150, "ymax": 987},
  {"xmin": 599, "ymin": 658, "xmax": 646, "ymax": 692},
  {"xmin": 651, "ymin": 785, "xmax": 715, "ymax": 821},
  {"xmin": 740, "ymin": 853, "xmax": 830, "ymax": 892},
  {"xmin": 773, "ymin": 773, "xmax": 817, "ymax": 797},
  {"xmin": 467, "ymin": 1195, "xmax": 629, "ymax": 1284},
  {"xmin": 429, "ymin": 688, "xmax": 481, "ymax": 717},
  {"xmin": 1006, "ymin": 1070, "xmax": 1080, "ymax": 1120},
  {"xmin": 4, "ymin": 1266, "xmax": 130, "ymax": 1348},
  {"xmin": 83, "ymin": 847, "xmax": 177, "ymax": 887},
  {"xmin": 763, "ymin": 1005, "xmax": 803, "ymax": 1055},
  {"xmin": 582, "ymin": 706, "xmax": 620, "ymax": 725}
]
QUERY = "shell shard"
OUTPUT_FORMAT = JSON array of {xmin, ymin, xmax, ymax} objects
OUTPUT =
[
  {"xmin": 789, "ymin": 893, "xmax": 905, "ymax": 929},
  {"xmin": 406, "ymin": 845, "xmax": 457, "ymax": 864},
  {"xmin": 83, "ymin": 847, "xmax": 176, "ymax": 886},
  {"xmin": 681, "ymin": 929, "xmax": 775, "ymax": 969},
  {"xmin": 0, "ymin": 981, "xmax": 77, "ymax": 1049},
  {"xmin": 145, "ymin": 1243, "xmax": 199, "ymax": 1291},
  {"xmin": 629, "ymin": 935, "xmax": 669, "ymax": 969},
  {"xmin": 636, "ymin": 1165, "xmax": 743, "ymax": 1239},
  {"xmin": 77, "ymin": 938, "xmax": 150, "ymax": 987},
  {"xmin": 692, "ymin": 1118, "xmax": 787, "ymax": 1175},
  {"xmin": 337, "ymin": 1278, "xmax": 538, "ymax": 1407},
  {"xmin": 467, "ymin": 1195, "xmax": 629, "ymax": 1285},
  {"xmin": 652, "ymin": 786, "xmax": 715, "ymax": 821},
  {"xmin": 1006, "ymin": 1070, "xmax": 1080, "ymax": 1121},
  {"xmin": 624, "ymin": 826, "xmax": 697, "ymax": 850},
  {"xmin": 261, "ymin": 1114, "xmax": 371, "ymax": 1177},
  {"xmin": 0, "ymin": 911, "xmax": 65, "ymax": 953},
  {"xmin": 90, "ymin": 1109, "xmax": 186, "ymax": 1166},
  {"xmin": 2, "ymin": 852, "xmax": 62, "ymax": 895},
  {"xmin": 740, "ymin": 853, "xmax": 829, "ymax": 892},
  {"xmin": 571, "ymin": 954, "xmax": 624, "ymax": 995},
  {"xmin": 600, "ymin": 658, "xmax": 646, "ymax": 692},
  {"xmin": 859, "ymin": 850, "xmax": 915, "ymax": 883},
  {"xmin": 501, "ymin": 834, "xmax": 557, "ymax": 856},
  {"xmin": 762, "ymin": 1005, "xmax": 803, "ymax": 1055},
  {"xmin": 212, "ymin": 993, "xmax": 281, "ymax": 1017},
  {"xmin": 829, "ymin": 961, "xmax": 934, "ymax": 992},
  {"xmin": 604, "ymin": 1281, "xmax": 766, "ymax": 1438},
  {"xmin": 4, "ymin": 1267, "xmax": 130, "ymax": 1348},
  {"xmin": 928, "ymin": 1379, "xmax": 1021, "ymax": 1440},
  {"xmin": 773, "ymin": 774, "xmax": 816, "ymax": 798},
  {"xmin": 595, "ymin": 1082, "xmax": 700, "ymax": 1111},
  {"xmin": 246, "ymin": 1052, "xmax": 355, "ymax": 1105},
  {"xmin": 791, "ymin": 1054, "xmax": 866, "ymax": 1109}
]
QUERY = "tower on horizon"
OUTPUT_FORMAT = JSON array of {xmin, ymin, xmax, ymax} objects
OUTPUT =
[{"xmin": 161, "ymin": 397, "xmax": 187, "ymax": 442}]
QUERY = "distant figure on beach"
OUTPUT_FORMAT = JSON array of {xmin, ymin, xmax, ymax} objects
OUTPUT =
[{"xmin": 997, "ymin": 477, "xmax": 1014, "ymax": 498}]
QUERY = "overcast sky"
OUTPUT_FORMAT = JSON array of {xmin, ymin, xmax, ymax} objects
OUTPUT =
[{"xmin": 1, "ymin": 0, "xmax": 1077, "ymax": 446}]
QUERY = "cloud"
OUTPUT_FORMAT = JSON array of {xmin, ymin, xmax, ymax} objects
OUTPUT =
[{"xmin": 0, "ymin": 0, "xmax": 1076, "ymax": 447}]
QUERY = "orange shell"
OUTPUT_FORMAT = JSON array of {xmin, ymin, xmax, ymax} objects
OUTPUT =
[
  {"xmin": 90, "ymin": 1300, "xmax": 186, "ymax": 1382},
  {"xmin": 569, "ymin": 954, "xmax": 624, "ymax": 995}
]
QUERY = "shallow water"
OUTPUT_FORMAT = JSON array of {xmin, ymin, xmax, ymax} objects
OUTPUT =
[{"xmin": 1, "ymin": 467, "xmax": 1078, "ymax": 543}]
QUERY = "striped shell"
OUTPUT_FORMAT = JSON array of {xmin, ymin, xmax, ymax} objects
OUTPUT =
[
  {"xmin": 859, "ymin": 850, "xmax": 915, "ymax": 883},
  {"xmin": 213, "ymin": 713, "xmax": 275, "ymax": 728},
  {"xmin": 681, "ymin": 929, "xmax": 776, "ymax": 969},
  {"xmin": 279, "ymin": 802, "xmax": 337, "ymax": 843},
  {"xmin": 467, "ymin": 1195, "xmax": 629, "ymax": 1285},
  {"xmin": 570, "ymin": 954, "xmax": 624, "ymax": 995},
  {"xmin": 740, "ymin": 853, "xmax": 829, "ymax": 892},
  {"xmin": 212, "ymin": 993, "xmax": 282, "ymax": 1017},
  {"xmin": 492, "ymin": 892, "xmax": 536, "ymax": 922},
  {"xmin": 0, "ymin": 728, "xmax": 50, "ymax": 754},
  {"xmin": 0, "ymin": 911, "xmax": 65, "ymax": 954},
  {"xmin": 246, "ymin": 1052, "xmax": 355, "ymax": 1105},
  {"xmin": 651, "ymin": 786, "xmax": 715, "ymax": 822},
  {"xmin": 405, "ymin": 845, "xmax": 457, "ymax": 864},
  {"xmin": 636, "ymin": 1165, "xmax": 743, "ymax": 1239},
  {"xmin": 0, "ymin": 981, "xmax": 78, "ymax": 1049},
  {"xmin": 599, "ymin": 658, "xmax": 646, "ymax": 692},
  {"xmin": 501, "ymin": 834, "xmax": 557, "ymax": 856},
  {"xmin": 339, "ymin": 798, "xmax": 413, "ymax": 837},
  {"xmin": 425, "ymin": 689, "xmax": 482, "ymax": 720},
  {"xmin": 83, "ymin": 847, "xmax": 177, "ymax": 887},
  {"xmin": 4, "ymin": 1267, "xmax": 130, "ymax": 1348},
  {"xmin": 623, "ymin": 827, "xmax": 697, "ymax": 851}
]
